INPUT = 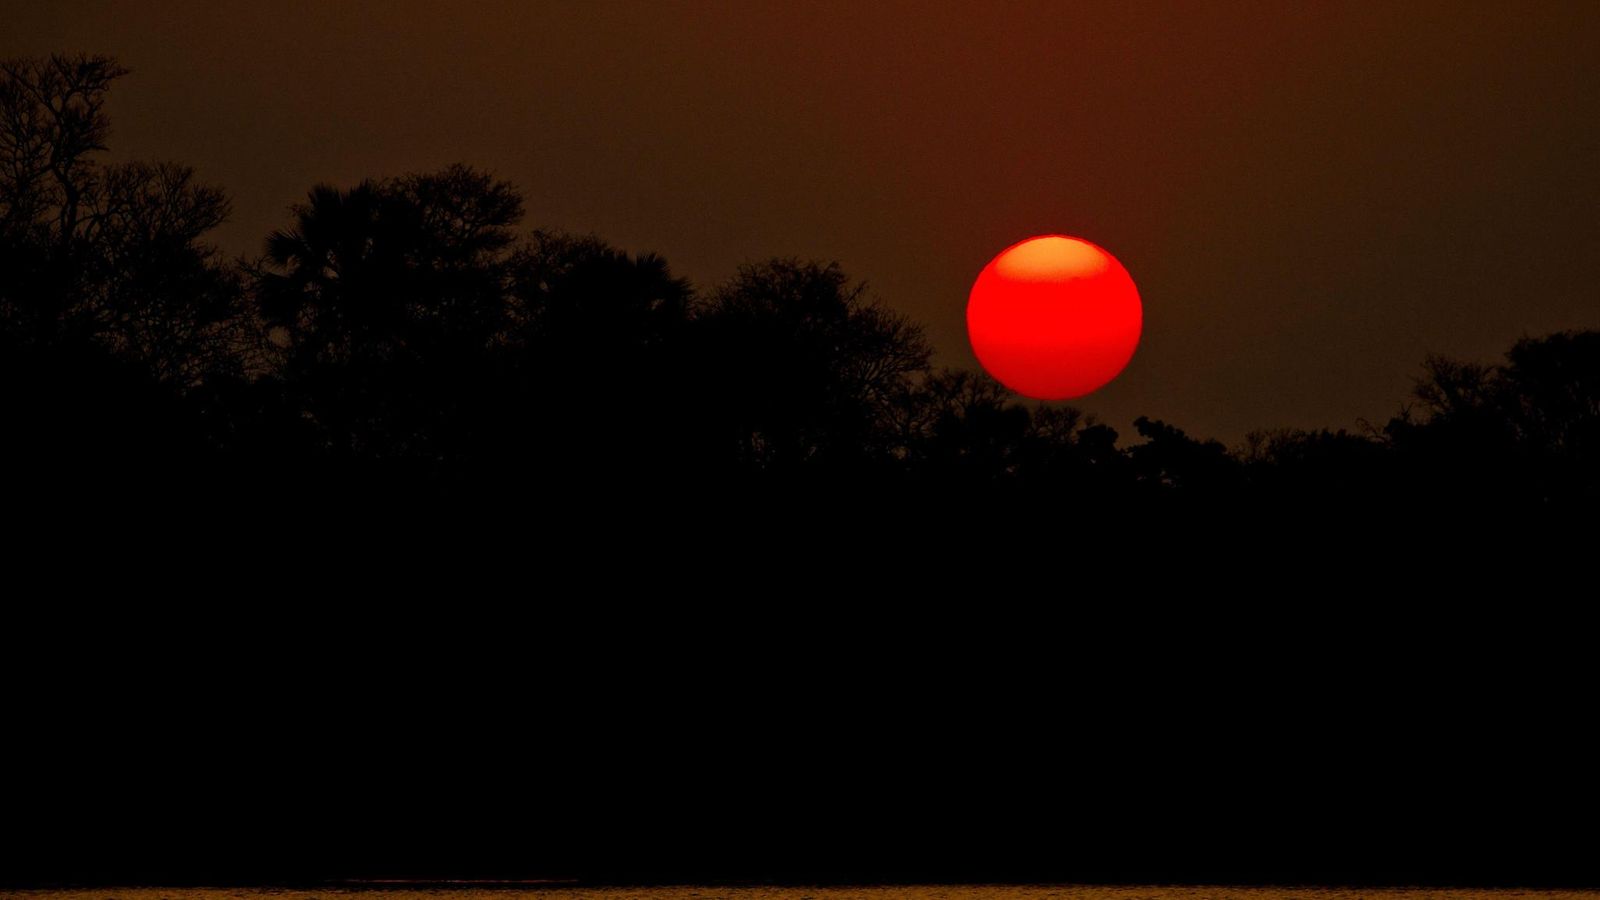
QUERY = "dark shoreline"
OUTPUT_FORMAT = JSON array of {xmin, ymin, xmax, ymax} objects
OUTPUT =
[{"xmin": 10, "ymin": 882, "xmax": 1600, "ymax": 892}]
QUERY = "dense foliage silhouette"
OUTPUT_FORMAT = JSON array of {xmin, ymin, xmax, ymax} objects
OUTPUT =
[
  {"xmin": 5, "ymin": 52, "xmax": 1600, "ymax": 893},
  {"xmin": 4, "ymin": 53, "xmax": 1596, "ymax": 524}
]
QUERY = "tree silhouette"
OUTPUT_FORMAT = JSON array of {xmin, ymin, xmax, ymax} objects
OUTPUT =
[
  {"xmin": 0, "ymin": 54, "xmax": 127, "ymax": 250},
  {"xmin": 87, "ymin": 161, "xmax": 247, "ymax": 384},
  {"xmin": 1238, "ymin": 427, "xmax": 1389, "ymax": 503},
  {"xmin": 4, "ymin": 51, "xmax": 1597, "ymax": 523},
  {"xmin": 895, "ymin": 368, "xmax": 1032, "ymax": 484},
  {"xmin": 1387, "ymin": 330, "xmax": 1600, "ymax": 505},
  {"xmin": 1501, "ymin": 330, "xmax": 1600, "ymax": 499},
  {"xmin": 2, "ymin": 56, "xmax": 245, "ymax": 382},
  {"xmin": 2, "ymin": 53, "xmax": 130, "ymax": 340},
  {"xmin": 499, "ymin": 229, "xmax": 699, "ymax": 489},
  {"xmin": 254, "ymin": 165, "xmax": 522, "ymax": 486},
  {"xmin": 695, "ymin": 258, "xmax": 931, "ymax": 478},
  {"xmin": 2, "ymin": 55, "xmax": 241, "ymax": 511},
  {"xmin": 1126, "ymin": 415, "xmax": 1242, "ymax": 498}
]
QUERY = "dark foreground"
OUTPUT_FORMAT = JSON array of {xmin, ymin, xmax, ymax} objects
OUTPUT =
[{"xmin": 4, "ymin": 53, "xmax": 1598, "ymax": 894}]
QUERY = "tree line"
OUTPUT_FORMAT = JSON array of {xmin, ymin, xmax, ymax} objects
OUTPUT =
[{"xmin": 4, "ymin": 54, "xmax": 1596, "ymax": 521}]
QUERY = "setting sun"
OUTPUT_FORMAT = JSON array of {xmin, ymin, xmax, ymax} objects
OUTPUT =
[{"xmin": 966, "ymin": 235, "xmax": 1142, "ymax": 401}]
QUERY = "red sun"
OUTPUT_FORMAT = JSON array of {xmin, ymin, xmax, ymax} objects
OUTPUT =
[{"xmin": 966, "ymin": 235, "xmax": 1142, "ymax": 400}]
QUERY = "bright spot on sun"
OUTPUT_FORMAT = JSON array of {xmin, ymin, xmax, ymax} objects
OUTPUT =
[
  {"xmin": 993, "ymin": 235, "xmax": 1110, "ymax": 282},
  {"xmin": 966, "ymin": 235, "xmax": 1142, "ymax": 401}
]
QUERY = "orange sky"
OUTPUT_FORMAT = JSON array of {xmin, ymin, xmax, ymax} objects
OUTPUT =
[{"xmin": 8, "ymin": 0, "xmax": 1598, "ymax": 441}]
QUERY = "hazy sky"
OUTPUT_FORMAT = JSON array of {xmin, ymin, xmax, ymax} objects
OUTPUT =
[{"xmin": 8, "ymin": 0, "xmax": 1598, "ymax": 441}]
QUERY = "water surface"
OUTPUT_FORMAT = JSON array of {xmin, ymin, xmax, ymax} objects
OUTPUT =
[{"xmin": 10, "ymin": 887, "xmax": 1600, "ymax": 900}]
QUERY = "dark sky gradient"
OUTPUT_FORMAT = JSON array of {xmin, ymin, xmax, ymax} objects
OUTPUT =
[{"xmin": 7, "ymin": 0, "xmax": 1598, "ymax": 441}]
